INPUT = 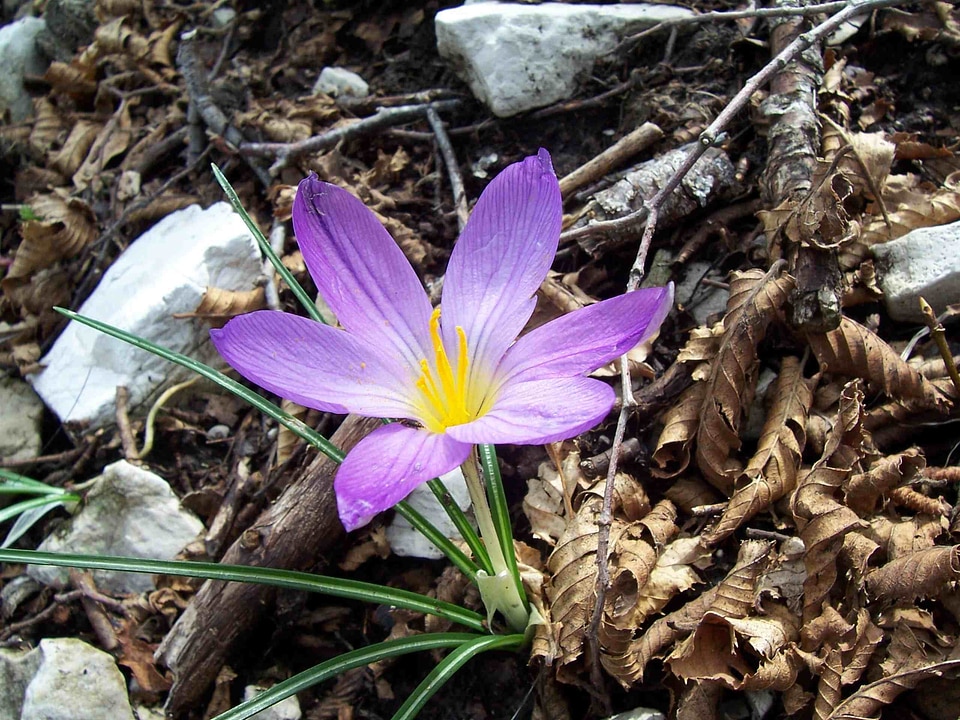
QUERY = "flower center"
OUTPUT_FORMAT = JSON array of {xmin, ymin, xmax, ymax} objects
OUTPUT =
[{"xmin": 414, "ymin": 307, "xmax": 483, "ymax": 433}]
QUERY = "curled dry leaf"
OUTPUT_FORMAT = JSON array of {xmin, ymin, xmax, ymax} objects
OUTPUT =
[
  {"xmin": 191, "ymin": 287, "xmax": 267, "ymax": 320},
  {"xmin": 808, "ymin": 316, "xmax": 950, "ymax": 411},
  {"xmin": 791, "ymin": 381, "xmax": 871, "ymax": 622},
  {"xmin": 4, "ymin": 191, "xmax": 97, "ymax": 284},
  {"xmin": 844, "ymin": 447, "xmax": 926, "ymax": 515},
  {"xmin": 523, "ymin": 454, "xmax": 579, "ymax": 546},
  {"xmin": 696, "ymin": 266, "xmax": 796, "ymax": 494},
  {"xmin": 702, "ymin": 356, "xmax": 814, "ymax": 546},
  {"xmin": 826, "ymin": 659, "xmax": 960, "ymax": 720},
  {"xmin": 631, "ymin": 537, "xmax": 708, "ymax": 627},
  {"xmin": 651, "ymin": 380, "xmax": 707, "ymax": 479},
  {"xmin": 49, "ymin": 121, "xmax": 101, "ymax": 177},
  {"xmin": 865, "ymin": 545, "xmax": 960, "ymax": 603}
]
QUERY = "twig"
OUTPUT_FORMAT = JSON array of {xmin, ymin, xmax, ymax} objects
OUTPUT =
[
  {"xmin": 240, "ymin": 99, "xmax": 461, "ymax": 174},
  {"xmin": 584, "ymin": 0, "xmax": 906, "ymax": 687},
  {"xmin": 70, "ymin": 570, "xmax": 120, "ymax": 651},
  {"xmin": 617, "ymin": 0, "xmax": 892, "ymax": 53},
  {"xmin": 558, "ymin": 123, "xmax": 663, "ymax": 200},
  {"xmin": 115, "ymin": 386, "xmax": 140, "ymax": 462},
  {"xmin": 336, "ymin": 88, "xmax": 462, "ymax": 115},
  {"xmin": 426, "ymin": 107, "xmax": 469, "ymax": 231},
  {"xmin": 920, "ymin": 297, "xmax": 960, "ymax": 398}
]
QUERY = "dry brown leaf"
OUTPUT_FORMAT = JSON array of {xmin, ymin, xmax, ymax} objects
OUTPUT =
[
  {"xmin": 865, "ymin": 545, "xmax": 960, "ymax": 603},
  {"xmin": 631, "ymin": 537, "xmax": 707, "ymax": 626},
  {"xmin": 276, "ymin": 398, "xmax": 310, "ymax": 467},
  {"xmin": 95, "ymin": 16, "xmax": 150, "ymax": 58},
  {"xmin": 663, "ymin": 475, "xmax": 723, "ymax": 513},
  {"xmin": 827, "ymin": 659, "xmax": 960, "ymax": 720},
  {"xmin": 808, "ymin": 315, "xmax": 949, "ymax": 411},
  {"xmin": 703, "ymin": 356, "xmax": 813, "ymax": 546},
  {"xmin": 859, "ymin": 172, "xmax": 960, "ymax": 251},
  {"xmin": 651, "ymin": 380, "xmax": 707, "ymax": 479},
  {"xmin": 523, "ymin": 457, "xmax": 571, "ymax": 546},
  {"xmin": 791, "ymin": 381, "xmax": 871, "ymax": 622},
  {"xmin": 189, "ymin": 287, "xmax": 267, "ymax": 321},
  {"xmin": 49, "ymin": 121, "xmax": 101, "ymax": 177},
  {"xmin": 844, "ymin": 447, "xmax": 926, "ymax": 514},
  {"xmin": 43, "ymin": 61, "xmax": 97, "ymax": 99},
  {"xmin": 4, "ymin": 192, "xmax": 97, "ymax": 285},
  {"xmin": 29, "ymin": 98, "xmax": 66, "ymax": 156},
  {"xmin": 695, "ymin": 267, "xmax": 796, "ymax": 494},
  {"xmin": 73, "ymin": 101, "xmax": 135, "ymax": 191}
]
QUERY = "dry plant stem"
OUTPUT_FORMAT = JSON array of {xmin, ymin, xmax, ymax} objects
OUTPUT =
[
  {"xmin": 426, "ymin": 106, "xmax": 469, "ymax": 231},
  {"xmin": 584, "ymin": 0, "xmax": 905, "ymax": 686},
  {"xmin": 114, "ymin": 386, "xmax": 139, "ymax": 462},
  {"xmin": 0, "ymin": 590, "xmax": 84, "ymax": 644},
  {"xmin": 70, "ymin": 570, "xmax": 119, "ymax": 651},
  {"xmin": 264, "ymin": 220, "xmax": 285, "ymax": 310},
  {"xmin": 240, "ymin": 99, "xmax": 461, "ymax": 174},
  {"xmin": 558, "ymin": 123, "xmax": 663, "ymax": 200},
  {"xmin": 920, "ymin": 297, "xmax": 960, "ymax": 397}
]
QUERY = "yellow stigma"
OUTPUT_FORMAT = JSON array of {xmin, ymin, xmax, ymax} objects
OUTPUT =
[{"xmin": 414, "ymin": 307, "xmax": 480, "ymax": 433}]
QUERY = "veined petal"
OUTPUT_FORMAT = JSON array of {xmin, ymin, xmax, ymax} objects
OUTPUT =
[
  {"xmin": 210, "ymin": 311, "xmax": 419, "ymax": 418},
  {"xmin": 293, "ymin": 175, "xmax": 433, "ymax": 372},
  {"xmin": 497, "ymin": 284, "xmax": 674, "ymax": 385},
  {"xmin": 447, "ymin": 376, "xmax": 614, "ymax": 446},
  {"xmin": 440, "ymin": 149, "xmax": 562, "ymax": 384},
  {"xmin": 335, "ymin": 423, "xmax": 472, "ymax": 531}
]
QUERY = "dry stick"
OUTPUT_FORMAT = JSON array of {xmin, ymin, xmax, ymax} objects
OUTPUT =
[
  {"xmin": 558, "ymin": 122, "xmax": 663, "ymax": 200},
  {"xmin": 582, "ymin": 0, "xmax": 908, "ymax": 686},
  {"xmin": 240, "ymin": 99, "xmax": 461, "ymax": 175},
  {"xmin": 426, "ymin": 106, "xmax": 469, "ymax": 231},
  {"xmin": 618, "ymin": 0, "xmax": 882, "ymax": 52}
]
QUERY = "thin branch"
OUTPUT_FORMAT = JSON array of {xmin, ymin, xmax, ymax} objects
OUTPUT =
[
  {"xmin": 240, "ymin": 99, "xmax": 461, "ymax": 174},
  {"xmin": 426, "ymin": 107, "xmax": 469, "ymax": 230}
]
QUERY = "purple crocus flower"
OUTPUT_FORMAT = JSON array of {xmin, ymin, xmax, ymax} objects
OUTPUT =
[{"xmin": 211, "ymin": 150, "xmax": 673, "ymax": 531}]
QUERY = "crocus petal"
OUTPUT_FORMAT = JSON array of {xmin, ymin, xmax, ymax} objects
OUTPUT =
[
  {"xmin": 293, "ymin": 175, "xmax": 433, "ymax": 372},
  {"xmin": 210, "ymin": 311, "xmax": 420, "ymax": 418},
  {"xmin": 440, "ymin": 149, "xmax": 562, "ymax": 384},
  {"xmin": 496, "ymin": 284, "xmax": 674, "ymax": 385},
  {"xmin": 335, "ymin": 423, "xmax": 472, "ymax": 531},
  {"xmin": 446, "ymin": 376, "xmax": 614, "ymax": 446}
]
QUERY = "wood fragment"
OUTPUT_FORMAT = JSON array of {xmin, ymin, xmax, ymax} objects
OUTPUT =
[{"xmin": 557, "ymin": 123, "xmax": 663, "ymax": 200}]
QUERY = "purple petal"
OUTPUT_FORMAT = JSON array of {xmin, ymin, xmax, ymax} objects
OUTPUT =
[
  {"xmin": 211, "ymin": 311, "xmax": 420, "ymax": 418},
  {"xmin": 293, "ymin": 175, "xmax": 433, "ymax": 372},
  {"xmin": 440, "ymin": 149, "xmax": 562, "ymax": 384},
  {"xmin": 496, "ymin": 284, "xmax": 674, "ymax": 385},
  {"xmin": 446, "ymin": 376, "xmax": 615, "ymax": 446},
  {"xmin": 335, "ymin": 423, "xmax": 472, "ymax": 531}
]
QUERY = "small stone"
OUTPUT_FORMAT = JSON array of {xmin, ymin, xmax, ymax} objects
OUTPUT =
[
  {"xmin": 28, "ymin": 460, "xmax": 203, "ymax": 593},
  {"xmin": 436, "ymin": 2, "xmax": 694, "ymax": 117},
  {"xmin": 242, "ymin": 685, "xmax": 302, "ymax": 720},
  {"xmin": 313, "ymin": 66, "xmax": 369, "ymax": 98},
  {"xmin": 0, "ymin": 16, "xmax": 47, "ymax": 122},
  {"xmin": 603, "ymin": 708, "xmax": 665, "ymax": 720},
  {"xmin": 29, "ymin": 202, "xmax": 262, "ymax": 429},
  {"xmin": 0, "ymin": 375, "xmax": 44, "ymax": 460},
  {"xmin": 211, "ymin": 6, "xmax": 236, "ymax": 28},
  {"xmin": 207, "ymin": 423, "xmax": 231, "ymax": 440},
  {"xmin": 386, "ymin": 467, "xmax": 472, "ymax": 559},
  {"xmin": 21, "ymin": 638, "xmax": 135, "ymax": 720},
  {"xmin": 1, "ymin": 574, "xmax": 41, "ymax": 619},
  {"xmin": 873, "ymin": 220, "xmax": 960, "ymax": 322},
  {"xmin": 0, "ymin": 644, "xmax": 41, "ymax": 720}
]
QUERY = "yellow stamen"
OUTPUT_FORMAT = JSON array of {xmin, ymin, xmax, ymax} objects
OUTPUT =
[{"xmin": 414, "ymin": 307, "xmax": 486, "ymax": 433}]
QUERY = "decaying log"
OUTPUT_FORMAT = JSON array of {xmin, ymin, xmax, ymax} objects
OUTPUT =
[
  {"xmin": 569, "ymin": 142, "xmax": 740, "ymax": 258},
  {"xmin": 759, "ymin": 0, "xmax": 841, "ymax": 332},
  {"xmin": 157, "ymin": 414, "xmax": 380, "ymax": 716}
]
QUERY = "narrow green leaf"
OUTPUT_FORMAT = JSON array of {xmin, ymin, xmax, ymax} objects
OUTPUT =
[
  {"xmin": 0, "ymin": 470, "xmax": 72, "ymax": 496},
  {"xmin": 210, "ymin": 164, "xmax": 325, "ymax": 324},
  {"xmin": 0, "ymin": 549, "xmax": 486, "ymax": 633},
  {"xmin": 0, "ymin": 495, "xmax": 78, "ymax": 525},
  {"xmin": 394, "ymin": 500, "xmax": 480, "ymax": 581},
  {"xmin": 390, "ymin": 633, "xmax": 525, "ymax": 720},
  {"xmin": 214, "ymin": 633, "xmax": 481, "ymax": 720},
  {"xmin": 426, "ymin": 478, "xmax": 493, "ymax": 576},
  {"xmin": 478, "ymin": 444, "xmax": 527, "ymax": 613},
  {"xmin": 54, "ymin": 307, "xmax": 344, "ymax": 463}
]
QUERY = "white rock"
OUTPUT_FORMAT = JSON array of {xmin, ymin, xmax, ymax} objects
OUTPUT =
[
  {"xmin": 436, "ymin": 2, "xmax": 694, "ymax": 117},
  {"xmin": 313, "ymin": 66, "xmax": 369, "ymax": 98},
  {"xmin": 243, "ymin": 685, "xmax": 302, "ymax": 720},
  {"xmin": 873, "ymin": 219, "xmax": 960, "ymax": 322},
  {"xmin": 603, "ymin": 708, "xmax": 665, "ymax": 720},
  {"xmin": 0, "ymin": 16, "xmax": 47, "ymax": 122},
  {"xmin": 0, "ymin": 375, "xmax": 44, "ymax": 460},
  {"xmin": 29, "ymin": 460, "xmax": 203, "ymax": 593},
  {"xmin": 0, "ymin": 645, "xmax": 41, "ymax": 720},
  {"xmin": 386, "ymin": 467, "xmax": 472, "ymax": 559},
  {"xmin": 21, "ymin": 638, "xmax": 135, "ymax": 720},
  {"xmin": 29, "ymin": 202, "xmax": 262, "ymax": 429}
]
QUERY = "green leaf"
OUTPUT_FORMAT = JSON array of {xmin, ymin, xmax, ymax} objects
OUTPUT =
[
  {"xmin": 478, "ymin": 444, "xmax": 527, "ymax": 613},
  {"xmin": 394, "ymin": 500, "xmax": 480, "ymax": 580},
  {"xmin": 0, "ymin": 549, "xmax": 486, "ymax": 633},
  {"xmin": 0, "ymin": 469, "xmax": 74, "ymax": 496},
  {"xmin": 210, "ymin": 164, "xmax": 325, "ymax": 324},
  {"xmin": 426, "ymin": 478, "xmax": 493, "ymax": 576},
  {"xmin": 214, "ymin": 633, "xmax": 482, "ymax": 720},
  {"xmin": 54, "ymin": 307, "xmax": 344, "ymax": 463},
  {"xmin": 390, "ymin": 633, "xmax": 526, "ymax": 720}
]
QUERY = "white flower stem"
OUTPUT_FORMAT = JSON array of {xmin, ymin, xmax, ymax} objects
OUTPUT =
[{"xmin": 460, "ymin": 448, "xmax": 529, "ymax": 632}]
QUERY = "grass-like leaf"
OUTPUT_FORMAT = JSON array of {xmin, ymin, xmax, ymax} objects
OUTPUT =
[
  {"xmin": 394, "ymin": 500, "xmax": 480, "ymax": 580},
  {"xmin": 0, "ymin": 549, "xmax": 486, "ymax": 633},
  {"xmin": 427, "ymin": 478, "xmax": 493, "ymax": 576},
  {"xmin": 478, "ymin": 444, "xmax": 527, "ymax": 613},
  {"xmin": 390, "ymin": 633, "xmax": 526, "ymax": 720},
  {"xmin": 0, "ymin": 469, "xmax": 74, "ymax": 496},
  {"xmin": 214, "ymin": 633, "xmax": 482, "ymax": 720}
]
